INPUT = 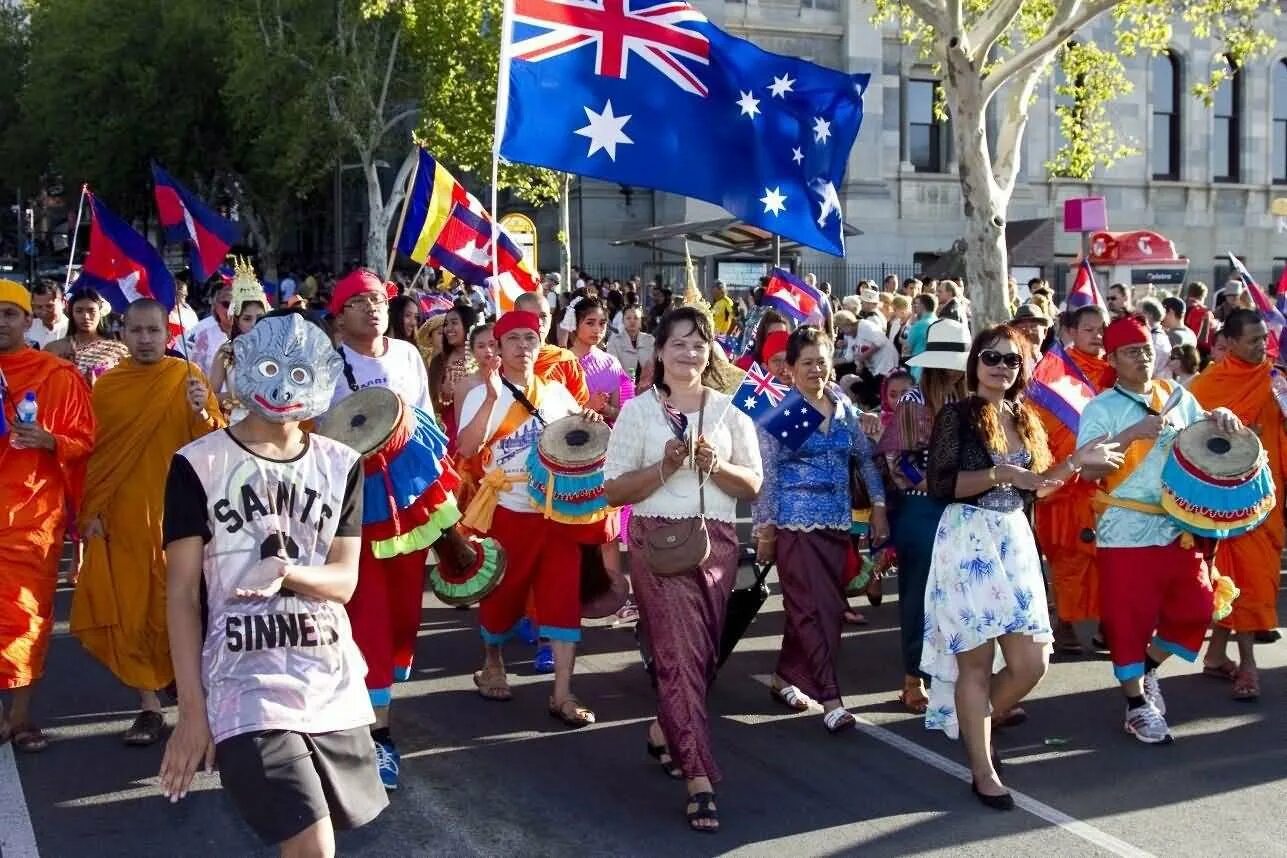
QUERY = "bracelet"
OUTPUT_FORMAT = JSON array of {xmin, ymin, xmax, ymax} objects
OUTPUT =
[{"xmin": 988, "ymin": 466, "xmax": 998, "ymax": 485}]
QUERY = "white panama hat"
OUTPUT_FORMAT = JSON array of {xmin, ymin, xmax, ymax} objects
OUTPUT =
[{"xmin": 906, "ymin": 318, "xmax": 971, "ymax": 371}]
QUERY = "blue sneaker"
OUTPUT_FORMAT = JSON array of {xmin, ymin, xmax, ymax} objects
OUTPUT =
[
  {"xmin": 516, "ymin": 617, "xmax": 539, "ymax": 646},
  {"xmin": 534, "ymin": 643, "xmax": 555, "ymax": 674},
  {"xmin": 374, "ymin": 736, "xmax": 400, "ymax": 790}
]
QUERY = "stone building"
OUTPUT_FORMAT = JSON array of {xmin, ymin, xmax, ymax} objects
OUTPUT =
[{"xmin": 518, "ymin": 0, "xmax": 1287, "ymax": 295}]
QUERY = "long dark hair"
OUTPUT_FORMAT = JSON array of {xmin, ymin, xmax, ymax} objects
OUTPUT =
[
  {"xmin": 651, "ymin": 307, "xmax": 725, "ymax": 396},
  {"xmin": 387, "ymin": 295, "xmax": 418, "ymax": 342},
  {"xmin": 749, "ymin": 308, "xmax": 789, "ymax": 363},
  {"xmin": 66, "ymin": 286, "xmax": 109, "ymax": 336},
  {"xmin": 428, "ymin": 303, "xmax": 478, "ymax": 406},
  {"xmin": 964, "ymin": 324, "xmax": 1050, "ymax": 472}
]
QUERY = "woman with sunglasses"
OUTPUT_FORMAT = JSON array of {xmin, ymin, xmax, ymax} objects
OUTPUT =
[{"xmin": 921, "ymin": 325, "xmax": 1121, "ymax": 810}]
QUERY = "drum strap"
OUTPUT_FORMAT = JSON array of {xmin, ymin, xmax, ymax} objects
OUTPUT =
[
  {"xmin": 500, "ymin": 375, "xmax": 547, "ymax": 428},
  {"xmin": 1092, "ymin": 490, "xmax": 1195, "ymax": 549}
]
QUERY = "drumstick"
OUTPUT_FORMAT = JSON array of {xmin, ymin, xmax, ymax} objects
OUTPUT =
[{"xmin": 1159, "ymin": 386, "xmax": 1184, "ymax": 418}]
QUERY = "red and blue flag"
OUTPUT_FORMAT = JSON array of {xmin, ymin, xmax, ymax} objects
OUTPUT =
[
  {"xmin": 1065, "ymin": 259, "xmax": 1106, "ymax": 311},
  {"xmin": 1026, "ymin": 341, "xmax": 1097, "ymax": 434},
  {"xmin": 152, "ymin": 163, "xmax": 240, "ymax": 282},
  {"xmin": 1228, "ymin": 251, "xmax": 1285, "ymax": 359},
  {"xmin": 762, "ymin": 267, "xmax": 821, "ymax": 322},
  {"xmin": 79, "ymin": 192, "xmax": 176, "ymax": 312}
]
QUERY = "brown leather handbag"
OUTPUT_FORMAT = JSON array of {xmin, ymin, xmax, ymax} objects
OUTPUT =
[{"xmin": 640, "ymin": 391, "xmax": 711, "ymax": 576}]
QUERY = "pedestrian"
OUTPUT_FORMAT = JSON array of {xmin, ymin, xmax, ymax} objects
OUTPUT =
[
  {"xmin": 207, "ymin": 264, "xmax": 270, "ymax": 422},
  {"xmin": 45, "ymin": 286, "xmax": 129, "ymax": 385},
  {"xmin": 936, "ymin": 280, "xmax": 966, "ymax": 324},
  {"xmin": 1078, "ymin": 315, "xmax": 1243, "ymax": 743},
  {"xmin": 188, "ymin": 282, "xmax": 234, "ymax": 378},
  {"xmin": 1188, "ymin": 309, "xmax": 1285, "ymax": 701},
  {"xmin": 0, "ymin": 279, "xmax": 96, "ymax": 751},
  {"xmin": 1183, "ymin": 282, "xmax": 1217, "ymax": 357},
  {"xmin": 1136, "ymin": 297, "xmax": 1173, "ymax": 377},
  {"xmin": 515, "ymin": 291, "xmax": 590, "ymax": 405},
  {"xmin": 159, "ymin": 311, "xmax": 387, "ymax": 853},
  {"xmin": 1029, "ymin": 306, "xmax": 1116, "ymax": 655},
  {"xmin": 882, "ymin": 318, "xmax": 970, "ymax": 713},
  {"xmin": 902, "ymin": 293, "xmax": 938, "ymax": 375},
  {"xmin": 921, "ymin": 323, "xmax": 1121, "ymax": 808},
  {"xmin": 387, "ymin": 295, "xmax": 420, "ymax": 345},
  {"xmin": 457, "ymin": 310, "xmax": 604, "ymax": 726},
  {"xmin": 26, "ymin": 281, "xmax": 67, "ymax": 349},
  {"xmin": 754, "ymin": 325, "xmax": 886, "ymax": 731},
  {"xmin": 603, "ymin": 306, "xmax": 762, "ymax": 833},
  {"xmin": 72, "ymin": 299, "xmax": 224, "ymax": 746},
  {"xmin": 606, "ymin": 306, "xmax": 655, "ymax": 387},
  {"xmin": 734, "ymin": 308, "xmax": 790, "ymax": 371},
  {"xmin": 710, "ymin": 281, "xmax": 735, "ymax": 335},
  {"xmin": 428, "ymin": 303, "xmax": 478, "ymax": 451}
]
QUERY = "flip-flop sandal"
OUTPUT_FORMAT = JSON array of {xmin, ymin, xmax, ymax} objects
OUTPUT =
[
  {"xmin": 685, "ymin": 791, "xmax": 719, "ymax": 833},
  {"xmin": 823, "ymin": 708, "xmax": 857, "ymax": 734},
  {"xmin": 548, "ymin": 696, "xmax": 595, "ymax": 728},
  {"xmin": 10, "ymin": 724, "xmax": 48, "ymax": 753},
  {"xmin": 123, "ymin": 711, "xmax": 165, "ymax": 746},
  {"xmin": 1233, "ymin": 667, "xmax": 1260, "ymax": 702},
  {"xmin": 473, "ymin": 669, "xmax": 513, "ymax": 702},
  {"xmin": 770, "ymin": 684, "xmax": 813, "ymax": 712},
  {"xmin": 1202, "ymin": 660, "xmax": 1239, "ymax": 681},
  {"xmin": 646, "ymin": 740, "xmax": 684, "ymax": 779},
  {"xmin": 994, "ymin": 706, "xmax": 1027, "ymax": 729}
]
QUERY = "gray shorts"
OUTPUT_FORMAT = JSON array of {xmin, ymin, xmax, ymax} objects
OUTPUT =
[{"xmin": 215, "ymin": 727, "xmax": 388, "ymax": 845}]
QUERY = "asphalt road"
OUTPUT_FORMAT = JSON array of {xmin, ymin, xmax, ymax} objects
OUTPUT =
[{"xmin": 5, "ymin": 564, "xmax": 1287, "ymax": 858}]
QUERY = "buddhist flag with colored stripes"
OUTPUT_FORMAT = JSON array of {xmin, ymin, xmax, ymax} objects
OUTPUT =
[{"xmin": 395, "ymin": 148, "xmax": 538, "ymax": 310}]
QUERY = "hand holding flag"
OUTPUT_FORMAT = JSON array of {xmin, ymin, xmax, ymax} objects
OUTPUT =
[{"xmin": 1228, "ymin": 252, "xmax": 1285, "ymax": 359}]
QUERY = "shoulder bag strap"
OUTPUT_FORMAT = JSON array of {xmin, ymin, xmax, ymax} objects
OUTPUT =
[{"xmin": 697, "ymin": 389, "xmax": 706, "ymax": 518}]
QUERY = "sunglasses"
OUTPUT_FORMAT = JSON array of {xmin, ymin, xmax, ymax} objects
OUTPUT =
[{"xmin": 979, "ymin": 349, "xmax": 1023, "ymax": 369}]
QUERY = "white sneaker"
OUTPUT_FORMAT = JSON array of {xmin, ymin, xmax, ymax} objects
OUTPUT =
[
  {"xmin": 1124, "ymin": 702, "xmax": 1173, "ymax": 744},
  {"xmin": 1142, "ymin": 670, "xmax": 1166, "ymax": 716}
]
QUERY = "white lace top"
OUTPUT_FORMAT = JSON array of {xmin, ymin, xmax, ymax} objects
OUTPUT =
[{"xmin": 604, "ymin": 388, "xmax": 761, "ymax": 523}]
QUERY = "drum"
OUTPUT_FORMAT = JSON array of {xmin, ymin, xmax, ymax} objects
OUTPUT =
[
  {"xmin": 527, "ymin": 414, "xmax": 612, "ymax": 525},
  {"xmin": 428, "ymin": 528, "xmax": 506, "ymax": 606},
  {"xmin": 1160, "ymin": 418, "xmax": 1275, "ymax": 539},
  {"xmin": 316, "ymin": 388, "xmax": 462, "ymax": 559}
]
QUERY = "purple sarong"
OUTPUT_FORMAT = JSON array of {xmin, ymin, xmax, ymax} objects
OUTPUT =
[
  {"xmin": 775, "ymin": 528, "xmax": 848, "ymax": 702},
  {"xmin": 629, "ymin": 517, "xmax": 738, "ymax": 783}
]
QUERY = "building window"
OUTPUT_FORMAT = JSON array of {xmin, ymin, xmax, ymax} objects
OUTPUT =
[
  {"xmin": 1151, "ymin": 52, "xmax": 1180, "ymax": 180},
  {"xmin": 1212, "ymin": 60, "xmax": 1241, "ymax": 182},
  {"xmin": 907, "ymin": 79, "xmax": 945, "ymax": 173},
  {"xmin": 1275, "ymin": 60, "xmax": 1287, "ymax": 184}
]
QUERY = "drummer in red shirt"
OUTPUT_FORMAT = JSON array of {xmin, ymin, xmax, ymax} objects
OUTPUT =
[
  {"xmin": 457, "ymin": 310, "xmax": 605, "ymax": 727},
  {"xmin": 1077, "ymin": 315, "xmax": 1245, "ymax": 745}
]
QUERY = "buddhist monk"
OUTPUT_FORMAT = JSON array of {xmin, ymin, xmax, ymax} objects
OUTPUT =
[
  {"xmin": 71, "ymin": 299, "xmax": 224, "ymax": 745},
  {"xmin": 514, "ymin": 291, "xmax": 589, "ymax": 405},
  {"xmin": 0, "ymin": 279, "xmax": 95, "ymax": 752},
  {"xmin": 1031, "ymin": 306, "xmax": 1116, "ymax": 654},
  {"xmin": 1188, "ymin": 308, "xmax": 1287, "ymax": 702}
]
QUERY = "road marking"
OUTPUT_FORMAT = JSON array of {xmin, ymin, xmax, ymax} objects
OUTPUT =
[
  {"xmin": 0, "ymin": 742, "xmax": 40, "ymax": 858},
  {"xmin": 749, "ymin": 675, "xmax": 1154, "ymax": 858}
]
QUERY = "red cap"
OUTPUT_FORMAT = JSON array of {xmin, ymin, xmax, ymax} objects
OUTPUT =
[
  {"xmin": 1103, "ymin": 315, "xmax": 1151, "ymax": 355},
  {"xmin": 328, "ymin": 269, "xmax": 395, "ymax": 316},
  {"xmin": 762, "ymin": 330, "xmax": 790, "ymax": 361},
  {"xmin": 494, "ymin": 310, "xmax": 540, "ymax": 340}
]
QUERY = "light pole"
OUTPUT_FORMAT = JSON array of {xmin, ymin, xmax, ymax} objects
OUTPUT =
[{"xmin": 333, "ymin": 160, "xmax": 389, "ymax": 272}]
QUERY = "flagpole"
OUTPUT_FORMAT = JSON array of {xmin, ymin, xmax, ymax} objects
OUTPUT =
[
  {"xmin": 385, "ymin": 153, "xmax": 419, "ymax": 282},
  {"xmin": 490, "ymin": 0, "xmax": 517, "ymax": 316},
  {"xmin": 63, "ymin": 184, "xmax": 88, "ymax": 292}
]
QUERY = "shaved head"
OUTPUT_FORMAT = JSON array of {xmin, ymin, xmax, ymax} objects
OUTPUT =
[
  {"xmin": 514, "ymin": 291, "xmax": 552, "ymax": 338},
  {"xmin": 124, "ymin": 298, "xmax": 168, "ymax": 324},
  {"xmin": 122, "ymin": 299, "xmax": 170, "ymax": 364}
]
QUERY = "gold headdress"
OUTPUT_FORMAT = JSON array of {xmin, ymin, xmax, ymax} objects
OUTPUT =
[
  {"xmin": 230, "ymin": 256, "xmax": 268, "ymax": 316},
  {"xmin": 681, "ymin": 239, "xmax": 711, "ymax": 316}
]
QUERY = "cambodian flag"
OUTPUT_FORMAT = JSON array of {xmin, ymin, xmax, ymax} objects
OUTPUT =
[
  {"xmin": 1065, "ymin": 259, "xmax": 1106, "ymax": 311},
  {"xmin": 1026, "ymin": 341, "xmax": 1097, "ymax": 433},
  {"xmin": 79, "ymin": 193, "xmax": 176, "ymax": 312},
  {"xmin": 1229, "ymin": 251, "xmax": 1285, "ymax": 359},
  {"xmin": 762, "ymin": 267, "xmax": 820, "ymax": 322},
  {"xmin": 731, "ymin": 360, "xmax": 789, "ymax": 425},
  {"xmin": 152, "ymin": 163, "xmax": 240, "ymax": 282}
]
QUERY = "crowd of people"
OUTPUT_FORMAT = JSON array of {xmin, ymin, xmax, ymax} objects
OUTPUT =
[{"xmin": 0, "ymin": 257, "xmax": 1282, "ymax": 854}]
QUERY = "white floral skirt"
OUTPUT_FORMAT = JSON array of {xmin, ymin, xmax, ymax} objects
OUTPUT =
[{"xmin": 919, "ymin": 503, "xmax": 1053, "ymax": 738}]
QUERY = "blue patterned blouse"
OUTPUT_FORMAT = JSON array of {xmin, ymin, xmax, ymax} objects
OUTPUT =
[{"xmin": 753, "ymin": 389, "xmax": 885, "ymax": 531}]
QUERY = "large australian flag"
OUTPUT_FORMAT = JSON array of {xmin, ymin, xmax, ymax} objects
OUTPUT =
[{"xmin": 497, "ymin": 0, "xmax": 868, "ymax": 256}]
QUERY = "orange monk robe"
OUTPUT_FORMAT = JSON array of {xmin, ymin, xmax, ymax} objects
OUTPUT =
[
  {"xmin": 536, "ymin": 344, "xmax": 589, "ymax": 405},
  {"xmin": 1188, "ymin": 354, "xmax": 1287, "ymax": 632},
  {"xmin": 70, "ymin": 358, "xmax": 225, "ymax": 690},
  {"xmin": 1033, "ymin": 348, "xmax": 1116, "ymax": 623},
  {"xmin": 0, "ymin": 348, "xmax": 95, "ymax": 690}
]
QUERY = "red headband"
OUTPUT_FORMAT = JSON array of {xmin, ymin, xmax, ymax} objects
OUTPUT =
[
  {"xmin": 1103, "ymin": 315, "xmax": 1150, "ymax": 354},
  {"xmin": 762, "ymin": 330, "xmax": 789, "ymax": 360},
  {"xmin": 494, "ymin": 310, "xmax": 540, "ymax": 340},
  {"xmin": 328, "ymin": 268, "xmax": 394, "ymax": 316}
]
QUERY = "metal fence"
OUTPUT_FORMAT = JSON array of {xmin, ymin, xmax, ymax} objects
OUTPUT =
[{"xmin": 565, "ymin": 260, "xmax": 924, "ymax": 299}]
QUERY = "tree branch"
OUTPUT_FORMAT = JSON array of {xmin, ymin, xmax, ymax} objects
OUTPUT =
[
  {"xmin": 992, "ymin": 56, "xmax": 1054, "ymax": 198},
  {"xmin": 376, "ymin": 23, "xmax": 400, "ymax": 120},
  {"xmin": 381, "ymin": 107, "xmax": 419, "ymax": 136},
  {"xmin": 980, "ymin": 0, "xmax": 1116, "ymax": 104},
  {"xmin": 381, "ymin": 147, "xmax": 418, "ymax": 223},
  {"xmin": 968, "ymin": 0, "xmax": 1024, "ymax": 62},
  {"xmin": 947, "ymin": 0, "xmax": 964, "ymax": 44},
  {"xmin": 904, "ymin": 0, "xmax": 950, "ymax": 34}
]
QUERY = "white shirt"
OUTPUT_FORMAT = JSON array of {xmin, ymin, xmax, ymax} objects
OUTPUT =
[
  {"xmin": 604, "ymin": 388, "xmax": 761, "ymax": 523},
  {"xmin": 1150, "ymin": 325, "xmax": 1171, "ymax": 377},
  {"xmin": 189, "ymin": 315, "xmax": 229, "ymax": 379},
  {"xmin": 458, "ymin": 380, "xmax": 582, "ymax": 512},
  {"xmin": 169, "ymin": 304, "xmax": 199, "ymax": 345},
  {"xmin": 27, "ymin": 317, "xmax": 67, "ymax": 350},
  {"xmin": 330, "ymin": 338, "xmax": 432, "ymax": 412},
  {"xmin": 853, "ymin": 318, "xmax": 900, "ymax": 377},
  {"xmin": 606, "ymin": 330, "xmax": 654, "ymax": 380}
]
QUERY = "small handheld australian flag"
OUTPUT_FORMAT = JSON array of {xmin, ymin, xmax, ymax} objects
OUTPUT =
[{"xmin": 762, "ymin": 389, "xmax": 823, "ymax": 451}]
